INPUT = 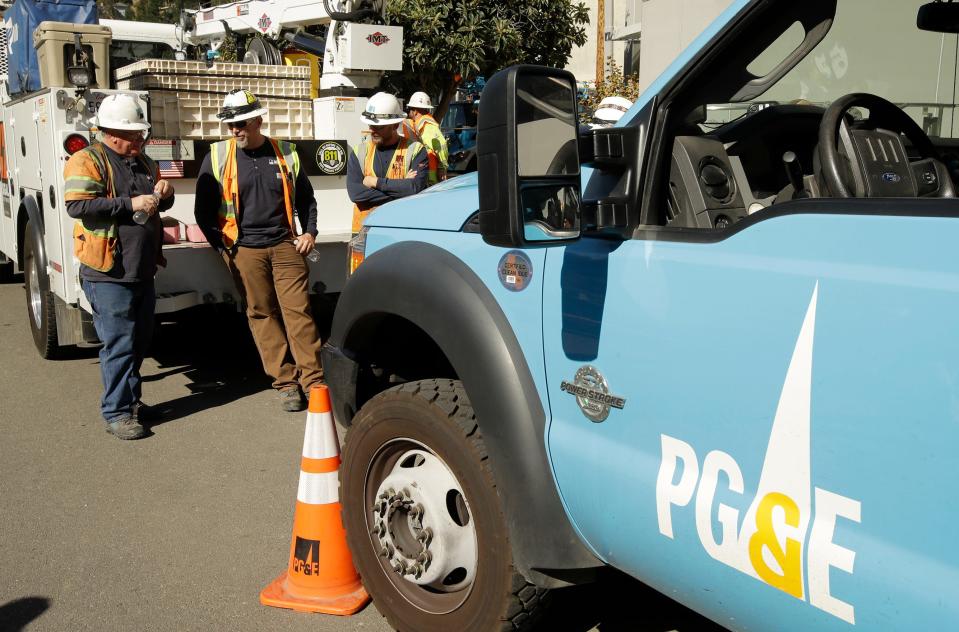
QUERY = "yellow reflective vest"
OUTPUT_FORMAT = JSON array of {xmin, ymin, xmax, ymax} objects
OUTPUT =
[{"xmin": 208, "ymin": 137, "xmax": 301, "ymax": 249}]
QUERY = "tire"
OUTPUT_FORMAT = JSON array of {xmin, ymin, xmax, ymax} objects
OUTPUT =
[
  {"xmin": 341, "ymin": 379, "xmax": 549, "ymax": 632},
  {"xmin": 23, "ymin": 223, "xmax": 61, "ymax": 359}
]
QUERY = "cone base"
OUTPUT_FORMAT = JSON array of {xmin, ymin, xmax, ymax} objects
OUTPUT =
[{"xmin": 259, "ymin": 571, "xmax": 370, "ymax": 615}]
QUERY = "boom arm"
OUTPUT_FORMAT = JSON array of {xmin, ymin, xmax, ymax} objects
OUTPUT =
[
  {"xmin": 184, "ymin": 0, "xmax": 337, "ymax": 44},
  {"xmin": 181, "ymin": 0, "xmax": 399, "ymax": 91}
]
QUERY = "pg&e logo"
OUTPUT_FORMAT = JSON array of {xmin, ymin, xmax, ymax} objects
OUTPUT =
[{"xmin": 656, "ymin": 285, "xmax": 862, "ymax": 625}]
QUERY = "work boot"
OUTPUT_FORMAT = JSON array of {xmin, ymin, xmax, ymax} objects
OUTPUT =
[
  {"xmin": 279, "ymin": 387, "xmax": 306, "ymax": 412},
  {"xmin": 106, "ymin": 416, "xmax": 147, "ymax": 440}
]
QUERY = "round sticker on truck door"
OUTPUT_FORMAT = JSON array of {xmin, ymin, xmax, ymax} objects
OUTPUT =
[
  {"xmin": 315, "ymin": 141, "xmax": 347, "ymax": 176},
  {"xmin": 497, "ymin": 250, "xmax": 533, "ymax": 291}
]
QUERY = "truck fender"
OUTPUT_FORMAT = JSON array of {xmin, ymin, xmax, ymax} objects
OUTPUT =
[
  {"xmin": 324, "ymin": 241, "xmax": 604, "ymax": 587},
  {"xmin": 19, "ymin": 194, "xmax": 46, "ymax": 272}
]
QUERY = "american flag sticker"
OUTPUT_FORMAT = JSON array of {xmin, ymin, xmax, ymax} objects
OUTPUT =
[{"xmin": 158, "ymin": 160, "xmax": 185, "ymax": 179}]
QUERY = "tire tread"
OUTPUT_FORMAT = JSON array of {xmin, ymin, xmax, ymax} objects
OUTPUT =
[{"xmin": 347, "ymin": 378, "xmax": 549, "ymax": 631}]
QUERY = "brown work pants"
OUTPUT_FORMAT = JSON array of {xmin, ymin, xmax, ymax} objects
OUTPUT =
[{"xmin": 223, "ymin": 240, "xmax": 324, "ymax": 392}]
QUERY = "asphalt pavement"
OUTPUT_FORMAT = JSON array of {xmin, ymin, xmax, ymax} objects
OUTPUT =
[{"xmin": 0, "ymin": 278, "xmax": 727, "ymax": 632}]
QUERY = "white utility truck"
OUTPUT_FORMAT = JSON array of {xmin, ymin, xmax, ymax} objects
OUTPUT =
[{"xmin": 0, "ymin": 0, "xmax": 402, "ymax": 358}]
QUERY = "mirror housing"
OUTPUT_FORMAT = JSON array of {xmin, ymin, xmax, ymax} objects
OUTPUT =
[
  {"xmin": 477, "ymin": 65, "xmax": 582, "ymax": 248},
  {"xmin": 918, "ymin": 1, "xmax": 959, "ymax": 33}
]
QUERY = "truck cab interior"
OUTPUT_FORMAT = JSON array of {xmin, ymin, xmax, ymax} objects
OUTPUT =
[{"xmin": 651, "ymin": 0, "xmax": 959, "ymax": 231}]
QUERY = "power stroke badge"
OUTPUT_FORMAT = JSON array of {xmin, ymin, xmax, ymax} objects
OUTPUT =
[{"xmin": 561, "ymin": 365, "xmax": 626, "ymax": 422}]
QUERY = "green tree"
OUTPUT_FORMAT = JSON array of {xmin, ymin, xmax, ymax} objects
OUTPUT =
[
  {"xmin": 128, "ymin": 0, "xmax": 179, "ymax": 24},
  {"xmin": 579, "ymin": 57, "xmax": 640, "ymax": 124},
  {"xmin": 95, "ymin": 0, "xmax": 124, "ymax": 19},
  {"xmin": 384, "ymin": 0, "xmax": 589, "ymax": 120}
]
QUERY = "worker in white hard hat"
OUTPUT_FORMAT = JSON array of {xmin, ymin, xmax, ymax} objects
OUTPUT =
[
  {"xmin": 348, "ymin": 91, "xmax": 428, "ymax": 232},
  {"xmin": 590, "ymin": 95, "xmax": 633, "ymax": 129},
  {"xmin": 64, "ymin": 93, "xmax": 175, "ymax": 440},
  {"xmin": 193, "ymin": 89, "xmax": 324, "ymax": 413},
  {"xmin": 402, "ymin": 91, "xmax": 448, "ymax": 184}
]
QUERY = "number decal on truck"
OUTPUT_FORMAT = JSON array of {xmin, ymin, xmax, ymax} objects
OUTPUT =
[{"xmin": 655, "ymin": 284, "xmax": 862, "ymax": 625}]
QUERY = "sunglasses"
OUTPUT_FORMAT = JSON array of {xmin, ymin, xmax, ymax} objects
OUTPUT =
[
  {"xmin": 227, "ymin": 120, "xmax": 249, "ymax": 130},
  {"xmin": 109, "ymin": 129, "xmax": 148, "ymax": 141}
]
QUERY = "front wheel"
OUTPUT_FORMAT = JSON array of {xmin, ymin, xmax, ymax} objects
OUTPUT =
[
  {"xmin": 23, "ymin": 223, "xmax": 61, "ymax": 359},
  {"xmin": 341, "ymin": 379, "xmax": 548, "ymax": 631}
]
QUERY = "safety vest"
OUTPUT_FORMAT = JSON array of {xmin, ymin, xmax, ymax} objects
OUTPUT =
[
  {"xmin": 352, "ymin": 137, "xmax": 423, "ymax": 233},
  {"xmin": 209, "ymin": 137, "xmax": 300, "ymax": 249},
  {"xmin": 415, "ymin": 114, "xmax": 448, "ymax": 184},
  {"xmin": 64, "ymin": 142, "xmax": 159, "ymax": 272},
  {"xmin": 402, "ymin": 116, "xmax": 446, "ymax": 185}
]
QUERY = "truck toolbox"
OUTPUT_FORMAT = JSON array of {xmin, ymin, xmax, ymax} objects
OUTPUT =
[{"xmin": 33, "ymin": 21, "xmax": 111, "ymax": 90}]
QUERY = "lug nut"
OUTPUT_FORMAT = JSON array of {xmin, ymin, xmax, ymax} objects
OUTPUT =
[
  {"xmin": 416, "ymin": 527, "xmax": 433, "ymax": 545},
  {"xmin": 416, "ymin": 551, "xmax": 432, "ymax": 570}
]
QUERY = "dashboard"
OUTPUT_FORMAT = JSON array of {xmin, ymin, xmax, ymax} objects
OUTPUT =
[{"xmin": 666, "ymin": 104, "xmax": 826, "ymax": 229}]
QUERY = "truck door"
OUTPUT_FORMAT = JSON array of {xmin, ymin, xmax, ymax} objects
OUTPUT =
[
  {"xmin": 0, "ymin": 114, "xmax": 14, "ymax": 265},
  {"xmin": 541, "ymin": 211, "xmax": 959, "ymax": 629}
]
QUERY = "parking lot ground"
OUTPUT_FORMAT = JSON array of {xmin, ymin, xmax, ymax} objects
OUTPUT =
[{"xmin": 0, "ymin": 280, "xmax": 727, "ymax": 632}]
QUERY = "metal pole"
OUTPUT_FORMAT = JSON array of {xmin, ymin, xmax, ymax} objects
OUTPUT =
[{"xmin": 596, "ymin": 0, "xmax": 606, "ymax": 82}]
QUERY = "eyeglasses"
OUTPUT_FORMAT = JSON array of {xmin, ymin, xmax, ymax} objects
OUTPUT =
[
  {"xmin": 108, "ymin": 129, "xmax": 148, "ymax": 141},
  {"xmin": 227, "ymin": 120, "xmax": 248, "ymax": 130}
]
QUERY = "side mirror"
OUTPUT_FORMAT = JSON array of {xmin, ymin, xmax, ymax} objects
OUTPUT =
[
  {"xmin": 477, "ymin": 65, "xmax": 581, "ymax": 247},
  {"xmin": 918, "ymin": 2, "xmax": 959, "ymax": 33}
]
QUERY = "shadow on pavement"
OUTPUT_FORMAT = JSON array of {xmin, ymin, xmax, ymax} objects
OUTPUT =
[
  {"xmin": 0, "ymin": 597, "xmax": 51, "ymax": 631},
  {"xmin": 141, "ymin": 305, "xmax": 273, "ymax": 426},
  {"xmin": 541, "ymin": 569, "xmax": 729, "ymax": 631}
]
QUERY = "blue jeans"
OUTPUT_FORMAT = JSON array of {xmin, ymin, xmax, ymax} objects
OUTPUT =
[{"xmin": 82, "ymin": 280, "xmax": 156, "ymax": 423}]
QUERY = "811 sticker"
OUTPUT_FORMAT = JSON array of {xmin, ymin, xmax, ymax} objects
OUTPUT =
[{"xmin": 315, "ymin": 141, "xmax": 347, "ymax": 176}]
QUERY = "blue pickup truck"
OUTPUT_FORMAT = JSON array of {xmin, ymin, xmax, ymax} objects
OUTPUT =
[{"xmin": 322, "ymin": 0, "xmax": 959, "ymax": 630}]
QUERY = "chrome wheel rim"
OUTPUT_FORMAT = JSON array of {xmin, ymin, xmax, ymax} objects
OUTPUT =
[{"xmin": 28, "ymin": 253, "xmax": 41, "ymax": 327}]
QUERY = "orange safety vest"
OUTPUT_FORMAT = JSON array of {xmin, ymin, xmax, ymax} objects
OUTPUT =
[
  {"xmin": 403, "ymin": 117, "xmax": 443, "ymax": 185},
  {"xmin": 208, "ymin": 137, "xmax": 300, "ymax": 249},
  {"xmin": 64, "ymin": 142, "xmax": 160, "ymax": 272},
  {"xmin": 351, "ymin": 137, "xmax": 423, "ymax": 233}
]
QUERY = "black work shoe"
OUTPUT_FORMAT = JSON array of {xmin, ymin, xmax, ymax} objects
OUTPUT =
[
  {"xmin": 279, "ymin": 388, "xmax": 306, "ymax": 412},
  {"xmin": 106, "ymin": 417, "xmax": 147, "ymax": 440}
]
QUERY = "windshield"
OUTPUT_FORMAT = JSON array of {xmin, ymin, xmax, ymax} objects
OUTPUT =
[
  {"xmin": 705, "ymin": 0, "xmax": 958, "ymax": 138},
  {"xmin": 110, "ymin": 41, "xmax": 177, "ymax": 75}
]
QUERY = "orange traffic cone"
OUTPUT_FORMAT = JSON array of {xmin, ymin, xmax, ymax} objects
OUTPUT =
[{"xmin": 260, "ymin": 385, "xmax": 370, "ymax": 615}]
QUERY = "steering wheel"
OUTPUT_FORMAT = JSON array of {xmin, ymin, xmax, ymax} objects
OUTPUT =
[{"xmin": 818, "ymin": 92, "xmax": 955, "ymax": 198}]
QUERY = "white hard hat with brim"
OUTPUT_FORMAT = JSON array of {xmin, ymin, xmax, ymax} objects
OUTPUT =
[
  {"xmin": 593, "ymin": 96, "xmax": 633, "ymax": 122},
  {"xmin": 407, "ymin": 91, "xmax": 434, "ymax": 110},
  {"xmin": 362, "ymin": 92, "xmax": 407, "ymax": 126},
  {"xmin": 96, "ymin": 94, "xmax": 151, "ymax": 131},
  {"xmin": 218, "ymin": 89, "xmax": 268, "ymax": 124},
  {"xmin": 218, "ymin": 104, "xmax": 268, "ymax": 124}
]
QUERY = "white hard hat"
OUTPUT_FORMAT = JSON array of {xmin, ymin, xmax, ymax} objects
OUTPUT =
[
  {"xmin": 217, "ymin": 89, "xmax": 268, "ymax": 124},
  {"xmin": 407, "ymin": 91, "xmax": 434, "ymax": 110},
  {"xmin": 593, "ymin": 96, "xmax": 633, "ymax": 123},
  {"xmin": 361, "ymin": 92, "xmax": 407, "ymax": 126},
  {"xmin": 96, "ymin": 94, "xmax": 150, "ymax": 131}
]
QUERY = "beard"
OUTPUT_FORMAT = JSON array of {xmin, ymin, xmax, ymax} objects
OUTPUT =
[{"xmin": 235, "ymin": 135, "xmax": 249, "ymax": 149}]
